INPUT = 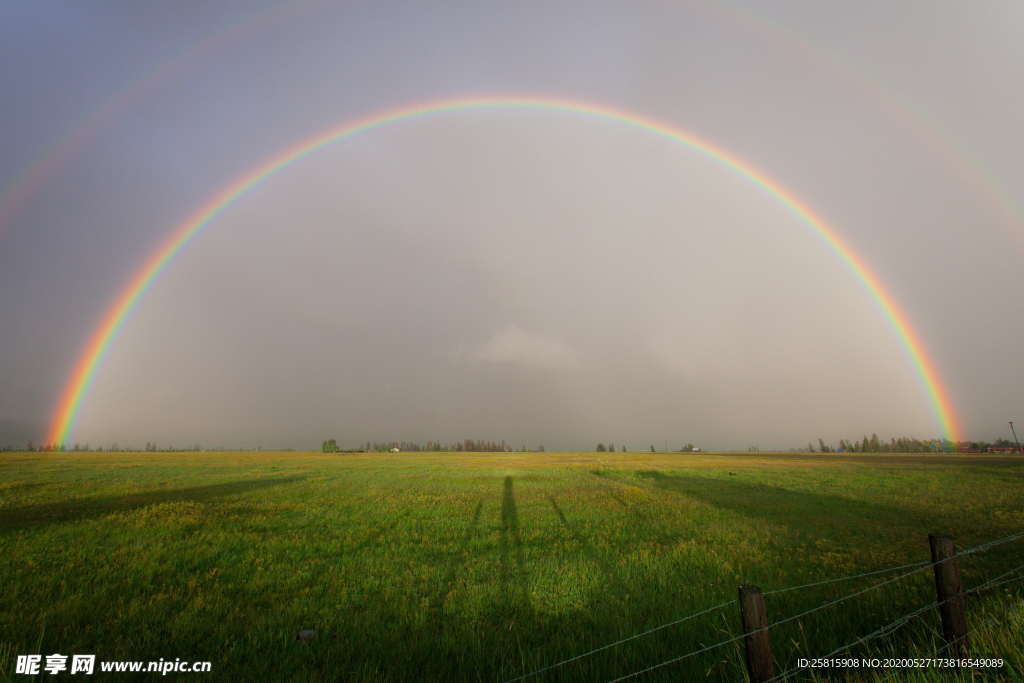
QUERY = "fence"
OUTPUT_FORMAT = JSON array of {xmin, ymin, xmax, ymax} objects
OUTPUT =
[{"xmin": 506, "ymin": 530, "xmax": 1024, "ymax": 682}]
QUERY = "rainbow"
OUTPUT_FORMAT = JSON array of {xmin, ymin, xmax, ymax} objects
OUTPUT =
[{"xmin": 46, "ymin": 96, "xmax": 962, "ymax": 446}]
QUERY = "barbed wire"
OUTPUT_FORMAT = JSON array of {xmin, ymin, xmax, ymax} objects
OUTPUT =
[
  {"xmin": 956, "ymin": 530, "xmax": 1024, "ymax": 558},
  {"xmin": 605, "ymin": 628, "xmax": 752, "ymax": 683},
  {"xmin": 962, "ymin": 565, "xmax": 1024, "ymax": 593},
  {"xmin": 966, "ymin": 561, "xmax": 1024, "ymax": 597},
  {"xmin": 875, "ymin": 612, "xmax": 1007, "ymax": 683},
  {"xmin": 503, "ymin": 599, "xmax": 734, "ymax": 682},
  {"xmin": 769, "ymin": 559, "xmax": 1024, "ymax": 681},
  {"xmin": 607, "ymin": 530, "xmax": 1023, "ymax": 682},
  {"xmin": 507, "ymin": 557, "xmax": 977, "ymax": 681},
  {"xmin": 763, "ymin": 560, "xmax": 930, "ymax": 596},
  {"xmin": 505, "ymin": 558, "xmax": 934, "ymax": 682},
  {"xmin": 932, "ymin": 614, "xmax": 1003, "ymax": 656},
  {"xmin": 608, "ymin": 565, "xmax": 937, "ymax": 682},
  {"xmin": 504, "ymin": 530, "xmax": 1023, "ymax": 682},
  {"xmin": 975, "ymin": 572, "xmax": 1024, "ymax": 593},
  {"xmin": 768, "ymin": 601, "xmax": 941, "ymax": 682}
]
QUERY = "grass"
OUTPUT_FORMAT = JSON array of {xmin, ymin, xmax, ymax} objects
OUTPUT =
[{"xmin": 1, "ymin": 450, "xmax": 1022, "ymax": 681}]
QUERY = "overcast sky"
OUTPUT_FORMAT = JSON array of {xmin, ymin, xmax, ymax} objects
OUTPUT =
[{"xmin": 1, "ymin": 1, "xmax": 1022, "ymax": 450}]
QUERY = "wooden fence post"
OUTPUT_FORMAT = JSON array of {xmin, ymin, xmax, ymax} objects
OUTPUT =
[
  {"xmin": 738, "ymin": 584, "xmax": 773, "ymax": 682},
  {"xmin": 929, "ymin": 534, "xmax": 969, "ymax": 658}
]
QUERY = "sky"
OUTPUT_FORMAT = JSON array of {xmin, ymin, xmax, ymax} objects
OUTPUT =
[{"xmin": 1, "ymin": 1, "xmax": 1022, "ymax": 450}]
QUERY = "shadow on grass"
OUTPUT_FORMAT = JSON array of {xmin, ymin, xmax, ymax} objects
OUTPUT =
[
  {"xmin": 345, "ymin": 509, "xmax": 414, "ymax": 556},
  {"xmin": 549, "ymin": 496, "xmax": 632, "ymax": 597},
  {"xmin": 428, "ymin": 499, "xmax": 483, "ymax": 618},
  {"xmin": 632, "ymin": 470, "xmax": 932, "ymax": 538},
  {"xmin": 0, "ymin": 482, "xmax": 46, "ymax": 493},
  {"xmin": 18, "ymin": 470, "xmax": 1007, "ymax": 682},
  {"xmin": 0, "ymin": 476, "xmax": 306, "ymax": 533},
  {"xmin": 718, "ymin": 452, "xmax": 1024, "ymax": 467},
  {"xmin": 501, "ymin": 476, "xmax": 530, "ymax": 613}
]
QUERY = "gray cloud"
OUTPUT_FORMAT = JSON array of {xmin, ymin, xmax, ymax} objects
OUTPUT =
[
  {"xmin": 470, "ymin": 326, "xmax": 582, "ymax": 371},
  {"xmin": 1, "ymin": 1, "xmax": 1021, "ymax": 449}
]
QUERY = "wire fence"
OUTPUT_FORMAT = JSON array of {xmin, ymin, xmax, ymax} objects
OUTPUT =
[
  {"xmin": 504, "ymin": 529, "xmax": 1024, "ymax": 683},
  {"xmin": 748, "ymin": 554, "xmax": 1024, "ymax": 682},
  {"xmin": 875, "ymin": 586, "xmax": 1018, "ymax": 682},
  {"xmin": 762, "ymin": 560, "xmax": 930, "ymax": 596},
  {"xmin": 609, "ymin": 560, "xmax": 944, "ymax": 682},
  {"xmin": 503, "ymin": 599, "xmax": 735, "ymax": 682},
  {"xmin": 506, "ymin": 559, "xmax": 933, "ymax": 682},
  {"xmin": 766, "ymin": 563, "xmax": 1024, "ymax": 682}
]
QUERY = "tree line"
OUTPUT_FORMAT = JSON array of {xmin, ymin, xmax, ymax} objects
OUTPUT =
[
  {"xmin": 6, "ymin": 433, "xmax": 1018, "ymax": 454},
  {"xmin": 808, "ymin": 434, "xmax": 1021, "ymax": 453},
  {"xmin": 8, "ymin": 443, "xmax": 291, "ymax": 453},
  {"xmin": 321, "ymin": 439, "xmax": 546, "ymax": 453},
  {"xmin": 16, "ymin": 442, "xmax": 207, "ymax": 453}
]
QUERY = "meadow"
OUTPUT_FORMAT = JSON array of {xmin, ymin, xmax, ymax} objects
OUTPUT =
[{"xmin": 1, "ymin": 450, "xmax": 1022, "ymax": 681}]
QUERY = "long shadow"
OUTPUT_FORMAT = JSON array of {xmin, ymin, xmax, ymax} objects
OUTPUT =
[
  {"xmin": 345, "ymin": 509, "xmax": 414, "ymax": 556},
  {"xmin": 1, "ymin": 482, "xmax": 46, "ymax": 493},
  {"xmin": 427, "ymin": 500, "xmax": 483, "ymax": 618},
  {"xmin": 632, "ymin": 470, "xmax": 934, "ymax": 538},
  {"xmin": 590, "ymin": 471, "xmax": 692, "ymax": 547},
  {"xmin": 548, "ymin": 496, "xmax": 632, "ymax": 595},
  {"xmin": 0, "ymin": 476, "xmax": 306, "ymax": 533},
  {"xmin": 608, "ymin": 492, "xmax": 630, "ymax": 509},
  {"xmin": 711, "ymin": 452, "xmax": 1024, "ymax": 467},
  {"xmin": 500, "ymin": 476, "xmax": 530, "ymax": 612}
]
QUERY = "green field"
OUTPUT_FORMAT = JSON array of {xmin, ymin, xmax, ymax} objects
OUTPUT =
[{"xmin": 2, "ymin": 451, "xmax": 1022, "ymax": 681}]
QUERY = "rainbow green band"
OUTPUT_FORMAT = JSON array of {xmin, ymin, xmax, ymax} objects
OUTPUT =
[{"xmin": 47, "ymin": 96, "xmax": 961, "ymax": 445}]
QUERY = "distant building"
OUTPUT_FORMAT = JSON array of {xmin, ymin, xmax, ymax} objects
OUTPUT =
[
  {"xmin": 691, "ymin": 447, "xmax": 701, "ymax": 453},
  {"xmin": 390, "ymin": 447, "xmax": 400, "ymax": 453}
]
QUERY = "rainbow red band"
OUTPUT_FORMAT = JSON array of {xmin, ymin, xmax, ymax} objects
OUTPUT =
[{"xmin": 46, "ymin": 96, "xmax": 961, "ymax": 445}]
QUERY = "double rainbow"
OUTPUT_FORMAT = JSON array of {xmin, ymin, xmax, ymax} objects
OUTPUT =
[{"xmin": 46, "ymin": 96, "xmax": 961, "ymax": 446}]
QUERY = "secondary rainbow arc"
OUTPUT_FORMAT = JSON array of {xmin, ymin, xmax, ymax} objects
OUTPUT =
[{"xmin": 46, "ymin": 96, "xmax": 962, "ymax": 446}]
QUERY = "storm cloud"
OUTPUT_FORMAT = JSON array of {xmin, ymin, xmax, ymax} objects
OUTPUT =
[{"xmin": 1, "ymin": 1, "xmax": 1021, "ymax": 449}]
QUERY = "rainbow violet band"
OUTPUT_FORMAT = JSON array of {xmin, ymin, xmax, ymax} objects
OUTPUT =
[{"xmin": 46, "ymin": 96, "xmax": 962, "ymax": 446}]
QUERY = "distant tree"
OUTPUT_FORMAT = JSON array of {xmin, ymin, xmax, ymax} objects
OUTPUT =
[
  {"xmin": 596, "ymin": 443, "xmax": 606, "ymax": 452},
  {"xmin": 539, "ymin": 445, "xmax": 545, "ymax": 452},
  {"xmin": 650, "ymin": 444, "xmax": 656, "ymax": 452},
  {"xmin": 26, "ymin": 441, "xmax": 34, "ymax": 452},
  {"xmin": 818, "ymin": 438, "xmax": 828, "ymax": 453},
  {"xmin": 608, "ymin": 443, "xmax": 615, "ymax": 453},
  {"xmin": 870, "ymin": 433, "xmax": 881, "ymax": 452},
  {"xmin": 807, "ymin": 442, "xmax": 815, "ymax": 453},
  {"xmin": 321, "ymin": 439, "xmax": 337, "ymax": 453},
  {"xmin": 861, "ymin": 436, "xmax": 870, "ymax": 452},
  {"xmin": 621, "ymin": 445, "xmax": 627, "ymax": 452}
]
